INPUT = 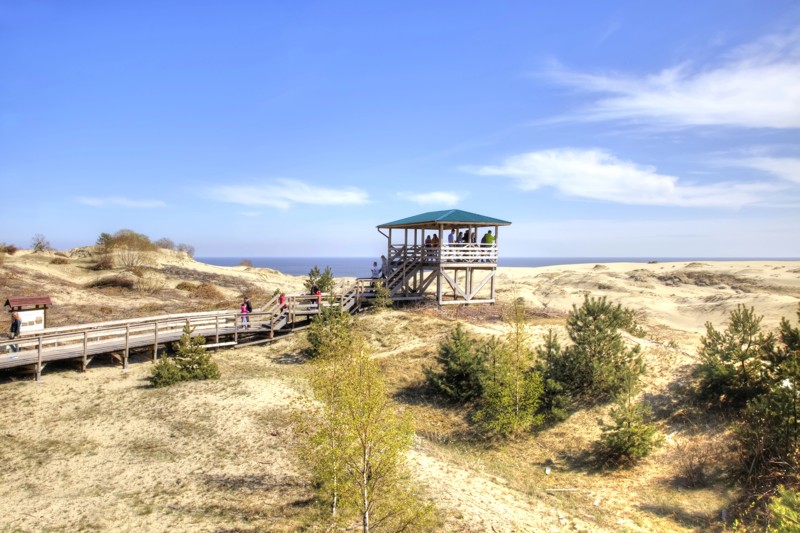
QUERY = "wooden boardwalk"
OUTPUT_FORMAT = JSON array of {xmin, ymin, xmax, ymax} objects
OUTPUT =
[{"xmin": 1, "ymin": 280, "xmax": 372, "ymax": 380}]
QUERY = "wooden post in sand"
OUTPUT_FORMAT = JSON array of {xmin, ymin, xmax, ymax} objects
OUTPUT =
[
  {"xmin": 153, "ymin": 322, "xmax": 159, "ymax": 361},
  {"xmin": 214, "ymin": 316, "xmax": 219, "ymax": 345},
  {"xmin": 36, "ymin": 336, "xmax": 43, "ymax": 381},
  {"xmin": 82, "ymin": 331, "xmax": 88, "ymax": 371},
  {"xmin": 123, "ymin": 325, "xmax": 130, "ymax": 370}
]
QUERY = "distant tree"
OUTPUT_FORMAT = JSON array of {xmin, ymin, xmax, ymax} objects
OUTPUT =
[
  {"xmin": 318, "ymin": 266, "xmax": 335, "ymax": 293},
  {"xmin": 239, "ymin": 259, "xmax": 254, "ymax": 268},
  {"xmin": 31, "ymin": 233, "xmax": 51, "ymax": 252},
  {"xmin": 176, "ymin": 243, "xmax": 195, "ymax": 257},
  {"xmin": 154, "ymin": 237, "xmax": 176, "ymax": 250},
  {"xmin": 96, "ymin": 233, "xmax": 113, "ymax": 254},
  {"xmin": 305, "ymin": 265, "xmax": 322, "ymax": 292}
]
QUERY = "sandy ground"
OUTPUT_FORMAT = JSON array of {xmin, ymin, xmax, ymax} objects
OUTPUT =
[{"xmin": 1, "ymin": 252, "xmax": 798, "ymax": 531}]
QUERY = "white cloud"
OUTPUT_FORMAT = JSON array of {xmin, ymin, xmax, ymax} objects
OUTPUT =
[
  {"xmin": 468, "ymin": 148, "xmax": 773, "ymax": 208},
  {"xmin": 76, "ymin": 196, "xmax": 166, "ymax": 208},
  {"xmin": 397, "ymin": 191, "xmax": 462, "ymax": 206},
  {"xmin": 734, "ymin": 156, "xmax": 800, "ymax": 184},
  {"xmin": 545, "ymin": 31, "xmax": 800, "ymax": 129},
  {"xmin": 209, "ymin": 179, "xmax": 369, "ymax": 209}
]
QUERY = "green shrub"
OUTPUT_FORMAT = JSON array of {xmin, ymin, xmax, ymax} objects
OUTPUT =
[
  {"xmin": 474, "ymin": 342, "xmax": 544, "ymax": 438},
  {"xmin": 150, "ymin": 324, "xmax": 220, "ymax": 387},
  {"xmin": 697, "ymin": 305, "xmax": 775, "ymax": 408},
  {"xmin": 370, "ymin": 280, "xmax": 393, "ymax": 310},
  {"xmin": 474, "ymin": 298, "xmax": 545, "ymax": 438},
  {"xmin": 767, "ymin": 486, "xmax": 800, "ymax": 532},
  {"xmin": 542, "ymin": 296, "xmax": 645, "ymax": 405},
  {"xmin": 306, "ymin": 306, "xmax": 355, "ymax": 359},
  {"xmin": 150, "ymin": 358, "xmax": 186, "ymax": 387},
  {"xmin": 735, "ymin": 307, "xmax": 800, "ymax": 483},
  {"xmin": 598, "ymin": 380, "xmax": 660, "ymax": 465},
  {"xmin": 424, "ymin": 323, "xmax": 486, "ymax": 402}
]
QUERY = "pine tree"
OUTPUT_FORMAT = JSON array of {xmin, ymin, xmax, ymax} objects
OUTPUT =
[
  {"xmin": 598, "ymin": 376, "xmax": 660, "ymax": 465},
  {"xmin": 424, "ymin": 323, "xmax": 485, "ymax": 402},
  {"xmin": 544, "ymin": 296, "xmax": 645, "ymax": 404},
  {"xmin": 150, "ymin": 322, "xmax": 220, "ymax": 387},
  {"xmin": 698, "ymin": 305, "xmax": 776, "ymax": 408},
  {"xmin": 474, "ymin": 298, "xmax": 544, "ymax": 438}
]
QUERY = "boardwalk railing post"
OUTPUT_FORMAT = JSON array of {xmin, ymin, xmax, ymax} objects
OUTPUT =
[
  {"xmin": 123, "ymin": 325, "xmax": 130, "ymax": 370},
  {"xmin": 215, "ymin": 315, "xmax": 219, "ymax": 344},
  {"xmin": 234, "ymin": 315, "xmax": 239, "ymax": 344},
  {"xmin": 82, "ymin": 331, "xmax": 88, "ymax": 371},
  {"xmin": 270, "ymin": 314, "xmax": 274, "ymax": 339},
  {"xmin": 36, "ymin": 336, "xmax": 43, "ymax": 381},
  {"xmin": 153, "ymin": 322, "xmax": 159, "ymax": 361}
]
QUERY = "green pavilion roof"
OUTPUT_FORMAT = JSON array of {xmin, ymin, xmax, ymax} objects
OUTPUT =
[{"xmin": 378, "ymin": 209, "xmax": 511, "ymax": 229}]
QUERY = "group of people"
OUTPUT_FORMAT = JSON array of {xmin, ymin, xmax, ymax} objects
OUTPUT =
[
  {"xmin": 424, "ymin": 229, "xmax": 494, "ymax": 247},
  {"xmin": 239, "ymin": 291, "xmax": 290, "ymax": 327},
  {"xmin": 370, "ymin": 255, "xmax": 389, "ymax": 278}
]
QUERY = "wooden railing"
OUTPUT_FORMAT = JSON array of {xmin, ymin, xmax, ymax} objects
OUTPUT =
[
  {"xmin": 388, "ymin": 244, "xmax": 497, "ymax": 264},
  {"xmin": 0, "ymin": 282, "xmax": 371, "ymax": 379}
]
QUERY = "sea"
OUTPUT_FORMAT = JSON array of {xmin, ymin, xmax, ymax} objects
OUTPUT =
[{"xmin": 195, "ymin": 257, "xmax": 797, "ymax": 279}]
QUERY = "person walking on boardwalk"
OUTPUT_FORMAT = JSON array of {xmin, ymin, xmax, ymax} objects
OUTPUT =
[
  {"xmin": 240, "ymin": 301, "xmax": 249, "ymax": 329},
  {"xmin": 9, "ymin": 312, "xmax": 21, "ymax": 352},
  {"xmin": 380, "ymin": 255, "xmax": 389, "ymax": 278}
]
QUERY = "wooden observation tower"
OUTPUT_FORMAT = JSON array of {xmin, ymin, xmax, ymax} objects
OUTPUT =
[{"xmin": 377, "ymin": 209, "xmax": 511, "ymax": 305}]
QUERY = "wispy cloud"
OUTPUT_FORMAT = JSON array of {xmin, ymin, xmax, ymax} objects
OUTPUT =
[
  {"xmin": 544, "ymin": 30, "xmax": 800, "ymax": 129},
  {"xmin": 209, "ymin": 179, "xmax": 369, "ymax": 209},
  {"xmin": 397, "ymin": 191, "xmax": 463, "ymax": 206},
  {"xmin": 467, "ymin": 148, "xmax": 774, "ymax": 208},
  {"xmin": 76, "ymin": 196, "xmax": 166, "ymax": 208},
  {"xmin": 734, "ymin": 156, "xmax": 800, "ymax": 184}
]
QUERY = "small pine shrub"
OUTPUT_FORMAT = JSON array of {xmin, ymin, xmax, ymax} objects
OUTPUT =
[
  {"xmin": 597, "ymin": 381, "xmax": 660, "ymax": 466},
  {"xmin": 370, "ymin": 280, "xmax": 393, "ymax": 311},
  {"xmin": 424, "ymin": 323, "xmax": 486, "ymax": 402},
  {"xmin": 50, "ymin": 257, "xmax": 69, "ymax": 265},
  {"xmin": 150, "ymin": 358, "xmax": 185, "ymax": 387},
  {"xmin": 150, "ymin": 323, "xmax": 220, "ymax": 387}
]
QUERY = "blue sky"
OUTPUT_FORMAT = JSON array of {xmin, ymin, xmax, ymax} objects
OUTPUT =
[{"xmin": 1, "ymin": 1, "xmax": 799, "ymax": 258}]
